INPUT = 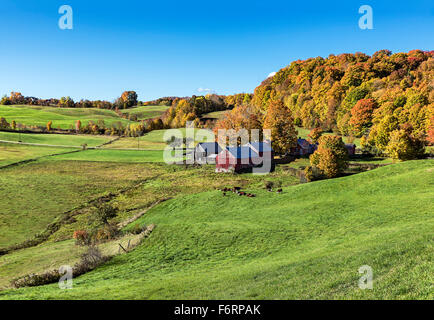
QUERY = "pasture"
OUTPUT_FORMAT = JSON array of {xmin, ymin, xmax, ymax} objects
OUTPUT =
[
  {"xmin": 0, "ymin": 105, "xmax": 131, "ymax": 130},
  {"xmin": 120, "ymin": 105, "xmax": 169, "ymax": 120},
  {"xmin": 104, "ymin": 128, "xmax": 213, "ymax": 150},
  {"xmin": 0, "ymin": 160, "xmax": 432, "ymax": 299},
  {"xmin": 0, "ymin": 131, "xmax": 112, "ymax": 147},
  {"xmin": 0, "ymin": 143, "xmax": 75, "ymax": 167}
]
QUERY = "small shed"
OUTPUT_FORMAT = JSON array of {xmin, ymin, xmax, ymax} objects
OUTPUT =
[
  {"xmin": 345, "ymin": 143, "xmax": 356, "ymax": 156},
  {"xmin": 291, "ymin": 138, "xmax": 316, "ymax": 156}
]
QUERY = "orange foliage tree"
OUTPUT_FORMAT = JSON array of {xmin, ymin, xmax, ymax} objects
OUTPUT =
[
  {"xmin": 263, "ymin": 99, "xmax": 298, "ymax": 154},
  {"xmin": 349, "ymin": 98, "xmax": 377, "ymax": 137}
]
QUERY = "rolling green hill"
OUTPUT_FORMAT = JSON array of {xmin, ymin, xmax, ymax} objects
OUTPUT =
[
  {"xmin": 0, "ymin": 131, "xmax": 112, "ymax": 147},
  {"xmin": 120, "ymin": 105, "xmax": 169, "ymax": 120},
  {"xmin": 1, "ymin": 160, "xmax": 432, "ymax": 299},
  {"xmin": 0, "ymin": 105, "xmax": 131, "ymax": 129}
]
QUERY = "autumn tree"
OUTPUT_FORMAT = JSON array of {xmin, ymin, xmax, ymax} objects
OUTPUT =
[
  {"xmin": 263, "ymin": 99, "xmax": 298, "ymax": 154},
  {"xmin": 119, "ymin": 91, "xmax": 138, "ymax": 109},
  {"xmin": 310, "ymin": 135, "xmax": 348, "ymax": 178},
  {"xmin": 47, "ymin": 121, "xmax": 53, "ymax": 132},
  {"xmin": 214, "ymin": 104, "xmax": 262, "ymax": 145},
  {"xmin": 0, "ymin": 117, "xmax": 10, "ymax": 129},
  {"xmin": 11, "ymin": 120, "xmax": 16, "ymax": 130},
  {"xmin": 9, "ymin": 92, "xmax": 24, "ymax": 104},
  {"xmin": 427, "ymin": 116, "xmax": 434, "ymax": 146},
  {"xmin": 349, "ymin": 99, "xmax": 377, "ymax": 137},
  {"xmin": 58, "ymin": 96, "xmax": 75, "ymax": 108},
  {"xmin": 75, "ymin": 120, "xmax": 82, "ymax": 133},
  {"xmin": 386, "ymin": 125, "xmax": 425, "ymax": 160},
  {"xmin": 308, "ymin": 127, "xmax": 323, "ymax": 144}
]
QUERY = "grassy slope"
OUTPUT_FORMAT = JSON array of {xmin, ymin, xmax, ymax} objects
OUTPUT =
[
  {"xmin": 0, "ymin": 132, "xmax": 111, "ymax": 147},
  {"xmin": 120, "ymin": 105, "xmax": 169, "ymax": 120},
  {"xmin": 0, "ymin": 161, "xmax": 155, "ymax": 247},
  {"xmin": 104, "ymin": 128, "xmax": 212, "ymax": 150},
  {"xmin": 0, "ymin": 161, "xmax": 299, "ymax": 289},
  {"xmin": 201, "ymin": 110, "xmax": 227, "ymax": 119},
  {"xmin": 0, "ymin": 105, "xmax": 131, "ymax": 129},
  {"xmin": 0, "ymin": 143, "xmax": 75, "ymax": 167},
  {"xmin": 1, "ymin": 160, "xmax": 432, "ymax": 299},
  {"xmin": 47, "ymin": 149, "xmax": 167, "ymax": 163}
]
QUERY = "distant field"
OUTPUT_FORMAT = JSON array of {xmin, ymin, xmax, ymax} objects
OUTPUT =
[
  {"xmin": 105, "ymin": 128, "xmax": 212, "ymax": 150},
  {"xmin": 0, "ymin": 131, "xmax": 112, "ymax": 147},
  {"xmin": 201, "ymin": 110, "xmax": 227, "ymax": 119},
  {"xmin": 0, "ymin": 105, "xmax": 132, "ymax": 130},
  {"xmin": 120, "ymin": 105, "xmax": 169, "ymax": 120},
  {"xmin": 0, "ymin": 143, "xmax": 75, "ymax": 167},
  {"xmin": 47, "ymin": 149, "xmax": 168, "ymax": 163},
  {"xmin": 1, "ymin": 160, "xmax": 432, "ymax": 299},
  {"xmin": 296, "ymin": 127, "xmax": 361, "ymax": 147}
]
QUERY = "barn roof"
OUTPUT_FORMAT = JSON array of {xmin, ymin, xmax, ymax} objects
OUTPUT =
[
  {"xmin": 226, "ymin": 146, "xmax": 259, "ymax": 159},
  {"xmin": 196, "ymin": 142, "xmax": 222, "ymax": 154},
  {"xmin": 246, "ymin": 141, "xmax": 273, "ymax": 153}
]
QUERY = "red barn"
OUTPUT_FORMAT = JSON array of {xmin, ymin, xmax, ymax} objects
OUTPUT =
[{"xmin": 216, "ymin": 146, "xmax": 260, "ymax": 173}]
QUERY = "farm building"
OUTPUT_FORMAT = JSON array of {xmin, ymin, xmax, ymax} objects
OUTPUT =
[
  {"xmin": 245, "ymin": 141, "xmax": 274, "ymax": 158},
  {"xmin": 216, "ymin": 146, "xmax": 260, "ymax": 173},
  {"xmin": 216, "ymin": 142, "xmax": 275, "ymax": 173},
  {"xmin": 345, "ymin": 143, "xmax": 356, "ymax": 156},
  {"xmin": 244, "ymin": 141, "xmax": 275, "ymax": 173},
  {"xmin": 291, "ymin": 138, "xmax": 317, "ymax": 156},
  {"xmin": 194, "ymin": 142, "xmax": 223, "ymax": 164}
]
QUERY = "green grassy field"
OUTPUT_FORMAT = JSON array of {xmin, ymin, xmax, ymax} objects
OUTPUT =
[
  {"xmin": 120, "ymin": 105, "xmax": 169, "ymax": 120},
  {"xmin": 0, "ymin": 161, "xmax": 158, "ymax": 248},
  {"xmin": 0, "ymin": 105, "xmax": 132, "ymax": 130},
  {"xmin": 0, "ymin": 160, "xmax": 432, "ymax": 299},
  {"xmin": 0, "ymin": 143, "xmax": 75, "ymax": 167},
  {"xmin": 201, "ymin": 110, "xmax": 227, "ymax": 119},
  {"xmin": 47, "ymin": 149, "xmax": 168, "ymax": 163},
  {"xmin": 0, "ymin": 160, "xmax": 298, "ymax": 289},
  {"xmin": 104, "ymin": 128, "xmax": 212, "ymax": 150},
  {"xmin": 0, "ymin": 131, "xmax": 112, "ymax": 147},
  {"xmin": 296, "ymin": 127, "xmax": 361, "ymax": 147}
]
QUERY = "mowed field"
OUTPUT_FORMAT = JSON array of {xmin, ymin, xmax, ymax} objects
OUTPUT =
[
  {"xmin": 0, "ymin": 131, "xmax": 112, "ymax": 147},
  {"xmin": 0, "ymin": 143, "xmax": 76, "ymax": 167},
  {"xmin": 104, "ymin": 128, "xmax": 213, "ymax": 150},
  {"xmin": 0, "ymin": 105, "xmax": 132, "ymax": 130},
  {"xmin": 0, "ymin": 159, "xmax": 432, "ymax": 299},
  {"xmin": 120, "ymin": 105, "xmax": 169, "ymax": 120}
]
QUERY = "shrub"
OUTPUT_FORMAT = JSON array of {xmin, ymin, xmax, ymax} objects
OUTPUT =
[
  {"xmin": 386, "ymin": 128, "xmax": 425, "ymax": 160},
  {"xmin": 310, "ymin": 135, "xmax": 349, "ymax": 178},
  {"xmin": 73, "ymin": 230, "xmax": 89, "ymax": 246},
  {"xmin": 130, "ymin": 224, "xmax": 147, "ymax": 235},
  {"xmin": 95, "ymin": 223, "xmax": 119, "ymax": 241},
  {"xmin": 95, "ymin": 203, "xmax": 118, "ymax": 225},
  {"xmin": 304, "ymin": 166, "xmax": 324, "ymax": 182}
]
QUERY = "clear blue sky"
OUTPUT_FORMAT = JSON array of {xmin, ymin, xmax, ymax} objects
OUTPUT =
[{"xmin": 0, "ymin": 0, "xmax": 433, "ymax": 102}]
